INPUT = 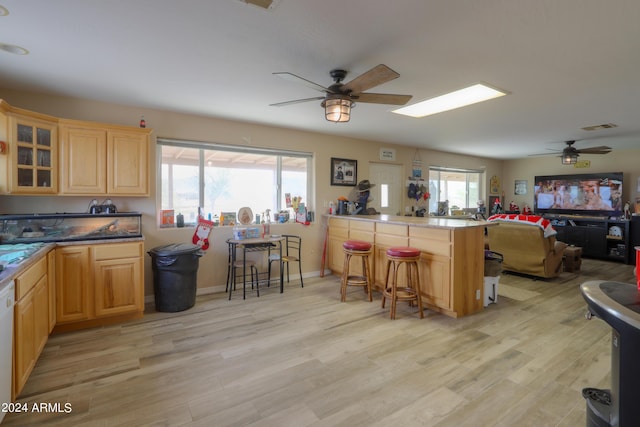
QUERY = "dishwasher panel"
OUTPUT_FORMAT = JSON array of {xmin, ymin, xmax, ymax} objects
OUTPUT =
[{"xmin": 0, "ymin": 281, "xmax": 15, "ymax": 423}]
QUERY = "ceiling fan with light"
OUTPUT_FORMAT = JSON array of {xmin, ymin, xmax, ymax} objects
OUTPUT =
[
  {"xmin": 270, "ymin": 64, "xmax": 412, "ymax": 123},
  {"xmin": 531, "ymin": 140, "xmax": 612, "ymax": 165},
  {"xmin": 558, "ymin": 140, "xmax": 612, "ymax": 165}
]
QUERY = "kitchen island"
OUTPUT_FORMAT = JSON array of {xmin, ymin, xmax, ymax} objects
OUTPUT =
[{"xmin": 327, "ymin": 214, "xmax": 492, "ymax": 318}]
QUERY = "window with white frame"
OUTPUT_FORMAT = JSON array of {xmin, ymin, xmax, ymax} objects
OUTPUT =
[
  {"xmin": 428, "ymin": 167, "xmax": 483, "ymax": 214},
  {"xmin": 158, "ymin": 138, "xmax": 312, "ymax": 226}
]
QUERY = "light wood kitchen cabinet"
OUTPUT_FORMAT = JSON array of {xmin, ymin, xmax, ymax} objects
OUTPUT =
[
  {"xmin": 327, "ymin": 217, "xmax": 349, "ymax": 273},
  {"xmin": 0, "ymin": 100, "xmax": 151, "ymax": 196},
  {"xmin": 59, "ymin": 119, "xmax": 151, "ymax": 196},
  {"xmin": 409, "ymin": 227, "xmax": 452, "ymax": 310},
  {"xmin": 349, "ymin": 219, "xmax": 375, "ymax": 242},
  {"xmin": 373, "ymin": 223, "xmax": 408, "ymax": 291},
  {"xmin": 47, "ymin": 250, "xmax": 56, "ymax": 332},
  {"xmin": 14, "ymin": 288, "xmax": 35, "ymax": 398},
  {"xmin": 347, "ymin": 220, "xmax": 375, "ymax": 278},
  {"xmin": 55, "ymin": 245, "xmax": 92, "ymax": 323},
  {"xmin": 108, "ymin": 129, "xmax": 150, "ymax": 195},
  {"xmin": 0, "ymin": 101, "xmax": 58, "ymax": 194},
  {"xmin": 13, "ymin": 255, "xmax": 50, "ymax": 398},
  {"xmin": 327, "ymin": 217, "xmax": 375, "ymax": 278},
  {"xmin": 58, "ymin": 124, "xmax": 106, "ymax": 194},
  {"xmin": 55, "ymin": 241, "xmax": 144, "ymax": 330},
  {"xmin": 93, "ymin": 243, "xmax": 144, "ymax": 317}
]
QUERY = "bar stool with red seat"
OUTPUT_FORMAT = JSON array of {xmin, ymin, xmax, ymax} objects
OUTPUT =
[
  {"xmin": 340, "ymin": 240, "xmax": 373, "ymax": 302},
  {"xmin": 381, "ymin": 246, "xmax": 424, "ymax": 319}
]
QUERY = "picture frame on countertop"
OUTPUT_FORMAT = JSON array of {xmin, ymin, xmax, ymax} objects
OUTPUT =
[
  {"xmin": 221, "ymin": 212, "xmax": 236, "ymax": 226},
  {"xmin": 331, "ymin": 157, "xmax": 357, "ymax": 186}
]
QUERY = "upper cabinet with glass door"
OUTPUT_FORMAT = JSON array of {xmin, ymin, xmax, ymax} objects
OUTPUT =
[
  {"xmin": 1, "ymin": 102, "xmax": 58, "ymax": 194},
  {"xmin": 0, "ymin": 100, "xmax": 151, "ymax": 196}
]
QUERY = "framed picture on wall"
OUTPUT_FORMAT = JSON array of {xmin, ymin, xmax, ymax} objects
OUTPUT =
[
  {"xmin": 490, "ymin": 175, "xmax": 500, "ymax": 194},
  {"xmin": 489, "ymin": 196, "xmax": 502, "ymax": 214},
  {"xmin": 331, "ymin": 157, "xmax": 357, "ymax": 186},
  {"xmin": 514, "ymin": 179, "xmax": 527, "ymax": 195}
]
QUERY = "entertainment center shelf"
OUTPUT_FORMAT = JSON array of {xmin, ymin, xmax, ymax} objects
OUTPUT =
[{"xmin": 547, "ymin": 216, "xmax": 630, "ymax": 264}]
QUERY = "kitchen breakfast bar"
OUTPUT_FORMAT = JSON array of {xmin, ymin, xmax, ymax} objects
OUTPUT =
[{"xmin": 327, "ymin": 215, "xmax": 492, "ymax": 318}]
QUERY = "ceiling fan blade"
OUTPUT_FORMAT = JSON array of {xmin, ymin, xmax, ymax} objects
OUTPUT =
[
  {"xmin": 273, "ymin": 72, "xmax": 332, "ymax": 93},
  {"xmin": 269, "ymin": 96, "xmax": 325, "ymax": 107},
  {"xmin": 342, "ymin": 64, "xmax": 400, "ymax": 94},
  {"xmin": 528, "ymin": 152, "xmax": 557, "ymax": 157},
  {"xmin": 577, "ymin": 146, "xmax": 612, "ymax": 154},
  {"xmin": 354, "ymin": 93, "xmax": 412, "ymax": 105}
]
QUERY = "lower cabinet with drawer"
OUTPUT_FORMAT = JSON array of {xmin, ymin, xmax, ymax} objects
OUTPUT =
[
  {"xmin": 373, "ymin": 223, "xmax": 409, "ymax": 291},
  {"xmin": 14, "ymin": 253, "xmax": 51, "ymax": 398},
  {"xmin": 55, "ymin": 241, "xmax": 144, "ymax": 332},
  {"xmin": 327, "ymin": 217, "xmax": 350, "ymax": 273}
]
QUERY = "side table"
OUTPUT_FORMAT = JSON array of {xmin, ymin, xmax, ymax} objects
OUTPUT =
[{"xmin": 564, "ymin": 246, "xmax": 582, "ymax": 272}]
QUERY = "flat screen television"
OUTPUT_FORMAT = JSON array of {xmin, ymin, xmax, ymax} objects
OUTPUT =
[{"xmin": 533, "ymin": 172, "xmax": 623, "ymax": 217}]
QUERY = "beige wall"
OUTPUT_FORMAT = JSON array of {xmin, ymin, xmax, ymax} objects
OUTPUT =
[{"xmin": 0, "ymin": 88, "xmax": 503, "ymax": 297}]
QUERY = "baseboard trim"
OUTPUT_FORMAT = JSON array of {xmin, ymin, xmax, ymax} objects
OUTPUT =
[{"xmin": 145, "ymin": 269, "xmax": 332, "ymax": 303}]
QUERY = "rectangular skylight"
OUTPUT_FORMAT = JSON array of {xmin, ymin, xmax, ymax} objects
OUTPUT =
[{"xmin": 392, "ymin": 83, "xmax": 507, "ymax": 118}]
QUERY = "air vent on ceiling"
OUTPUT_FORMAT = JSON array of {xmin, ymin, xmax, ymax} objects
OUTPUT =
[
  {"xmin": 581, "ymin": 123, "xmax": 618, "ymax": 131},
  {"xmin": 237, "ymin": 0, "xmax": 277, "ymax": 10}
]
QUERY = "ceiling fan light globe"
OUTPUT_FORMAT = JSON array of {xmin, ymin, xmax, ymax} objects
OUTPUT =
[
  {"xmin": 322, "ymin": 97, "xmax": 353, "ymax": 123},
  {"xmin": 561, "ymin": 152, "xmax": 578, "ymax": 165}
]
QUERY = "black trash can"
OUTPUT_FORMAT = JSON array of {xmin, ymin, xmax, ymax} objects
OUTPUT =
[{"xmin": 148, "ymin": 243, "xmax": 204, "ymax": 312}]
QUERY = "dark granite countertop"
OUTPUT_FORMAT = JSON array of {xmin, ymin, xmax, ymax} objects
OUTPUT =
[{"xmin": 0, "ymin": 237, "xmax": 144, "ymax": 293}]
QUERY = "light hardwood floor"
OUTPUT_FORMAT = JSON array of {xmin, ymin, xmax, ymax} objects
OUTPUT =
[{"xmin": 4, "ymin": 258, "xmax": 636, "ymax": 426}]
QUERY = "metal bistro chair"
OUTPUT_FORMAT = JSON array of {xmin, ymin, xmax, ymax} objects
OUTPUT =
[
  {"xmin": 226, "ymin": 238, "xmax": 259, "ymax": 299},
  {"xmin": 268, "ymin": 235, "xmax": 303, "ymax": 288}
]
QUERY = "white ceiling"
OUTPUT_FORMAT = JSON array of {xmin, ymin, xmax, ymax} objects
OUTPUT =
[{"xmin": 1, "ymin": 0, "xmax": 640, "ymax": 159}]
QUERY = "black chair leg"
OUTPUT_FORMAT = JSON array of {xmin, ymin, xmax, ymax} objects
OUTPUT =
[
  {"xmin": 253, "ymin": 266, "xmax": 259, "ymax": 297},
  {"xmin": 298, "ymin": 262, "xmax": 303, "ymax": 287},
  {"xmin": 286, "ymin": 262, "xmax": 290, "ymax": 283}
]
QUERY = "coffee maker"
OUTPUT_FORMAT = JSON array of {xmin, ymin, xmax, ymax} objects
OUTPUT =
[
  {"xmin": 89, "ymin": 198, "xmax": 118, "ymax": 214},
  {"xmin": 101, "ymin": 198, "xmax": 117, "ymax": 214}
]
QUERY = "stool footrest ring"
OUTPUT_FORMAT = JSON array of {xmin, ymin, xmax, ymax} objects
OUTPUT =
[
  {"xmin": 383, "ymin": 287, "xmax": 419, "ymax": 301},
  {"xmin": 346, "ymin": 275, "xmax": 368, "ymax": 285}
]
